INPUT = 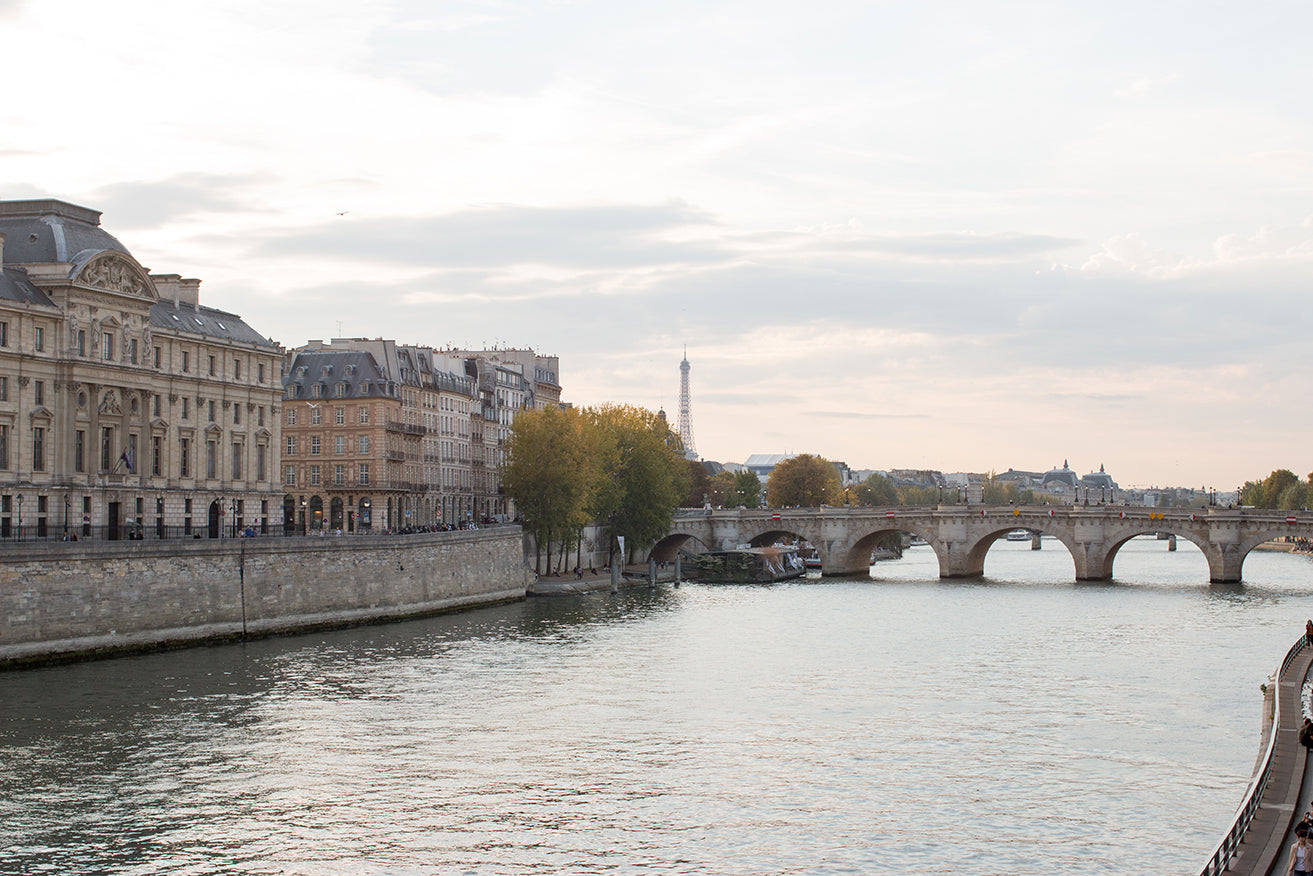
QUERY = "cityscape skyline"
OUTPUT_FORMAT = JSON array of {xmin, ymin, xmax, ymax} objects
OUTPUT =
[{"xmin": 3, "ymin": 2, "xmax": 1310, "ymax": 489}]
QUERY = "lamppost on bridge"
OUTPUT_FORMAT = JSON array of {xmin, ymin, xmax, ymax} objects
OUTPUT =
[{"xmin": 16, "ymin": 493, "xmax": 22, "ymax": 542}]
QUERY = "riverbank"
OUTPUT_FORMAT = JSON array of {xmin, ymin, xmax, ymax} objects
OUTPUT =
[
  {"xmin": 0, "ymin": 528, "xmax": 532, "ymax": 669},
  {"xmin": 528, "ymin": 564, "xmax": 682, "ymax": 595}
]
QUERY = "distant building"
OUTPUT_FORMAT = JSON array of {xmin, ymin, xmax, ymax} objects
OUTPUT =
[{"xmin": 743, "ymin": 453, "xmax": 795, "ymax": 486}]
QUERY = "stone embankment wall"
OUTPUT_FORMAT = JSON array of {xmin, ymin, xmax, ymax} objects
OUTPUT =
[{"xmin": 0, "ymin": 528, "xmax": 533, "ymax": 667}]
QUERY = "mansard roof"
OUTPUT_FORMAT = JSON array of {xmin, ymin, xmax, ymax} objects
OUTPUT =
[
  {"xmin": 0, "ymin": 266, "xmax": 55, "ymax": 308},
  {"xmin": 283, "ymin": 349, "xmax": 393, "ymax": 399},
  {"xmin": 150, "ymin": 299, "xmax": 279, "ymax": 349},
  {"xmin": 0, "ymin": 200, "xmax": 131, "ymax": 266}
]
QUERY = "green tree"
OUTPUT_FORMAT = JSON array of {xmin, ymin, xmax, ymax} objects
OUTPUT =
[
  {"xmin": 501, "ymin": 405, "xmax": 596, "ymax": 574},
  {"xmin": 681, "ymin": 459, "xmax": 712, "ymax": 508},
  {"xmin": 766, "ymin": 454, "xmax": 842, "ymax": 507},
  {"xmin": 851, "ymin": 473, "xmax": 897, "ymax": 506},
  {"xmin": 585, "ymin": 404, "xmax": 690, "ymax": 563},
  {"xmin": 731, "ymin": 470, "xmax": 762, "ymax": 508}
]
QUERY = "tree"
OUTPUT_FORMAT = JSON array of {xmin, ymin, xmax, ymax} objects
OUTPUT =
[
  {"xmin": 731, "ymin": 470, "xmax": 762, "ymax": 508},
  {"xmin": 681, "ymin": 459, "xmax": 712, "ymax": 508},
  {"xmin": 501, "ymin": 405, "xmax": 596, "ymax": 573},
  {"xmin": 851, "ymin": 473, "xmax": 897, "ymax": 506},
  {"xmin": 585, "ymin": 404, "xmax": 690, "ymax": 563},
  {"xmin": 766, "ymin": 454, "xmax": 842, "ymax": 507}
]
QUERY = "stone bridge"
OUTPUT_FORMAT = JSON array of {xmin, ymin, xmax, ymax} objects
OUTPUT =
[{"xmin": 650, "ymin": 505, "xmax": 1313, "ymax": 583}]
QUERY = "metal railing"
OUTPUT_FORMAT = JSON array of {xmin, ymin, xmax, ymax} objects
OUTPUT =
[
  {"xmin": 0, "ymin": 522, "xmax": 287, "ymax": 543},
  {"xmin": 1198, "ymin": 635, "xmax": 1307, "ymax": 876}
]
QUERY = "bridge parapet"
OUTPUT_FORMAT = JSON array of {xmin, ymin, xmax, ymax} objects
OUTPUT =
[{"xmin": 662, "ymin": 506, "xmax": 1311, "ymax": 583}]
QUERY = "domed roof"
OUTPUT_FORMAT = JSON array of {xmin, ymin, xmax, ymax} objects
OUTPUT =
[
  {"xmin": 1041, "ymin": 459, "xmax": 1079, "ymax": 488},
  {"xmin": 1080, "ymin": 464, "xmax": 1116, "ymax": 490},
  {"xmin": 0, "ymin": 200, "xmax": 132, "ymax": 270}
]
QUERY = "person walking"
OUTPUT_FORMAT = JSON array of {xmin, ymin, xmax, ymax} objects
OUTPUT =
[{"xmin": 1289, "ymin": 823, "xmax": 1313, "ymax": 875}]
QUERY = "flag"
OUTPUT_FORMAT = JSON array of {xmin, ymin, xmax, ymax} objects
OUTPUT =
[{"xmin": 118, "ymin": 450, "xmax": 133, "ymax": 473}]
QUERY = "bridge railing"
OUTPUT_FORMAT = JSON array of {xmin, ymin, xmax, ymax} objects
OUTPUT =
[{"xmin": 1197, "ymin": 635, "xmax": 1307, "ymax": 876}]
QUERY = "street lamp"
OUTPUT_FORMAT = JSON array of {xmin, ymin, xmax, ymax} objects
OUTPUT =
[
  {"xmin": 16, "ymin": 493, "xmax": 22, "ymax": 541},
  {"xmin": 231, "ymin": 498, "xmax": 238, "ymax": 537},
  {"xmin": 362, "ymin": 497, "xmax": 371, "ymax": 532},
  {"xmin": 64, "ymin": 494, "xmax": 70, "ymax": 538},
  {"xmin": 300, "ymin": 498, "xmax": 307, "ymax": 535}
]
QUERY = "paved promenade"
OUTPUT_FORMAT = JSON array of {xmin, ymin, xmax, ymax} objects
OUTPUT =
[{"xmin": 1207, "ymin": 638, "xmax": 1313, "ymax": 875}]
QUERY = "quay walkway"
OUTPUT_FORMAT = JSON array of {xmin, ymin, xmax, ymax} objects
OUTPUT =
[{"xmin": 1201, "ymin": 636, "xmax": 1313, "ymax": 875}]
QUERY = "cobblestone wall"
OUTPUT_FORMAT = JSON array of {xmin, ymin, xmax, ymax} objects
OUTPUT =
[{"xmin": 0, "ymin": 528, "xmax": 532, "ymax": 666}]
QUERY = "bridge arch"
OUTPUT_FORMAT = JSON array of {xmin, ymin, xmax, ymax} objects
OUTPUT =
[
  {"xmin": 650, "ymin": 531, "xmax": 713, "ymax": 563},
  {"xmin": 959, "ymin": 525, "xmax": 1082, "ymax": 579},
  {"xmin": 1089, "ymin": 526, "xmax": 1217, "ymax": 581},
  {"xmin": 834, "ymin": 525, "xmax": 939, "ymax": 577}
]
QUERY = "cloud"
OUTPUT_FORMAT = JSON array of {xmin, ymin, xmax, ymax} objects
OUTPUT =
[
  {"xmin": 827, "ymin": 230, "xmax": 1081, "ymax": 262},
  {"xmin": 89, "ymin": 174, "xmax": 267, "ymax": 229},
  {"xmin": 250, "ymin": 201, "xmax": 726, "ymax": 270}
]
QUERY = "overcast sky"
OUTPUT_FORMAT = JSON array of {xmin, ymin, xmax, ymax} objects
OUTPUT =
[{"xmin": 3, "ymin": 0, "xmax": 1310, "ymax": 489}]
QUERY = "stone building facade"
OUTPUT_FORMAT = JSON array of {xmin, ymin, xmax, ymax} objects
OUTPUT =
[
  {"xmin": 0, "ymin": 200, "xmax": 284, "ymax": 540},
  {"xmin": 284, "ymin": 341, "xmax": 557, "ymax": 530}
]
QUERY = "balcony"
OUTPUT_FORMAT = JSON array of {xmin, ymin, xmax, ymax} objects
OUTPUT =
[{"xmin": 385, "ymin": 421, "xmax": 426, "ymax": 436}]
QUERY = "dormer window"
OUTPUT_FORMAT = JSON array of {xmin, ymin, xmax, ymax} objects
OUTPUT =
[{"xmin": 311, "ymin": 384, "xmax": 322, "ymax": 398}]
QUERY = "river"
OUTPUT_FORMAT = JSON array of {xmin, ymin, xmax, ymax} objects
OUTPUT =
[{"xmin": 2, "ymin": 536, "xmax": 1311, "ymax": 874}]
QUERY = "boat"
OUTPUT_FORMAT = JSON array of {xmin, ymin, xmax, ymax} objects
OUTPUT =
[
  {"xmin": 1006, "ymin": 529, "xmax": 1030, "ymax": 541},
  {"xmin": 691, "ymin": 547, "xmax": 806, "ymax": 583}
]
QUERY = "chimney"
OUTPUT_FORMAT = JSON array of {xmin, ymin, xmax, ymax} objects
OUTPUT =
[{"xmin": 0, "ymin": 231, "xmax": 5, "ymax": 269}]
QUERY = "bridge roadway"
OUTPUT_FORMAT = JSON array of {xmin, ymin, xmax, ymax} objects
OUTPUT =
[
  {"xmin": 1200, "ymin": 636, "xmax": 1313, "ymax": 876},
  {"xmin": 655, "ymin": 505, "xmax": 1313, "ymax": 582}
]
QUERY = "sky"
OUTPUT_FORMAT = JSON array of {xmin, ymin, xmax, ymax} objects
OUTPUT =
[{"xmin": 2, "ymin": 0, "xmax": 1310, "ymax": 490}]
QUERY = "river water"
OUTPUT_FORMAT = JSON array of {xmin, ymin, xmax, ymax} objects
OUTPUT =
[{"xmin": 2, "ymin": 537, "xmax": 1311, "ymax": 875}]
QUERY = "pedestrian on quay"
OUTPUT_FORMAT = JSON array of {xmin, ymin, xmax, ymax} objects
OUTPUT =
[
  {"xmin": 1306, "ymin": 618, "xmax": 1313, "ymax": 647},
  {"xmin": 1288, "ymin": 823, "xmax": 1313, "ymax": 876}
]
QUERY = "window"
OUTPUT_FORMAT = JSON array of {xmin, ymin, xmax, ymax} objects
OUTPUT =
[
  {"xmin": 284, "ymin": 465, "xmax": 296, "ymax": 486},
  {"xmin": 129, "ymin": 339, "xmax": 138, "ymax": 364},
  {"xmin": 182, "ymin": 350, "xmax": 190, "ymax": 372},
  {"xmin": 153, "ymin": 345, "xmax": 160, "ymax": 368},
  {"xmin": 358, "ymin": 463, "xmax": 370, "ymax": 485},
  {"xmin": 335, "ymin": 407, "xmax": 345, "ymax": 425},
  {"xmin": 153, "ymin": 394, "xmax": 161, "ymax": 417},
  {"xmin": 257, "ymin": 445, "xmax": 266, "ymax": 481},
  {"xmin": 233, "ymin": 405, "xmax": 241, "ymax": 425},
  {"xmin": 0, "ymin": 321, "xmax": 7, "ymax": 346},
  {"xmin": 103, "ymin": 332, "xmax": 114, "ymax": 361},
  {"xmin": 128, "ymin": 434, "xmax": 137, "ymax": 472},
  {"xmin": 0, "ymin": 425, "xmax": 8, "ymax": 469},
  {"xmin": 208, "ymin": 355, "xmax": 216, "ymax": 376},
  {"xmin": 33, "ymin": 380, "xmax": 43, "ymax": 407},
  {"xmin": 34, "ymin": 326, "xmax": 44, "ymax": 352},
  {"xmin": 335, "ymin": 436, "xmax": 345, "ymax": 455},
  {"xmin": 258, "ymin": 362, "xmax": 265, "ymax": 383},
  {"xmin": 32, "ymin": 427, "xmax": 44, "ymax": 471},
  {"xmin": 311, "ymin": 384, "xmax": 322, "ymax": 399},
  {"xmin": 206, "ymin": 441, "xmax": 216, "ymax": 479},
  {"xmin": 258, "ymin": 406, "xmax": 265, "ymax": 427},
  {"xmin": 287, "ymin": 408, "xmax": 297, "ymax": 426},
  {"xmin": 337, "ymin": 383, "xmax": 347, "ymax": 397},
  {"xmin": 75, "ymin": 430, "xmax": 85, "ymax": 473},
  {"xmin": 0, "ymin": 376, "xmax": 7, "ymax": 401},
  {"xmin": 182, "ymin": 398, "xmax": 190, "ymax": 419},
  {"xmin": 334, "ymin": 464, "xmax": 345, "ymax": 486},
  {"xmin": 232, "ymin": 442, "xmax": 243, "ymax": 480},
  {"xmin": 152, "ymin": 435, "xmax": 162, "ymax": 476},
  {"xmin": 208, "ymin": 401, "xmax": 215, "ymax": 423},
  {"xmin": 309, "ymin": 465, "xmax": 320, "ymax": 486},
  {"xmin": 235, "ymin": 359, "xmax": 242, "ymax": 380},
  {"xmin": 359, "ymin": 406, "xmax": 369, "ymax": 424},
  {"xmin": 310, "ymin": 436, "xmax": 320, "ymax": 455},
  {"xmin": 101, "ymin": 427, "xmax": 113, "ymax": 471},
  {"xmin": 180, "ymin": 437, "xmax": 191, "ymax": 477},
  {"xmin": 359, "ymin": 435, "xmax": 369, "ymax": 454},
  {"xmin": 311, "ymin": 407, "xmax": 322, "ymax": 426},
  {"xmin": 286, "ymin": 436, "xmax": 295, "ymax": 456}
]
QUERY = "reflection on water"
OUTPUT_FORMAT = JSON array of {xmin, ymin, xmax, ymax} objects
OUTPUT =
[{"xmin": 2, "ymin": 538, "xmax": 1311, "ymax": 874}]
